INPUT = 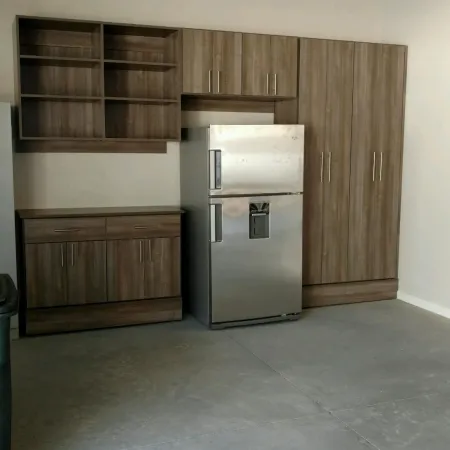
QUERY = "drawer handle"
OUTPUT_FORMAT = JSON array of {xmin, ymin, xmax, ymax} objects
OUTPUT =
[
  {"xmin": 53, "ymin": 228, "xmax": 81, "ymax": 233},
  {"xmin": 134, "ymin": 226, "xmax": 148, "ymax": 230}
]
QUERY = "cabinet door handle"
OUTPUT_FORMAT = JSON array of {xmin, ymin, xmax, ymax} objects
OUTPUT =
[
  {"xmin": 134, "ymin": 225, "xmax": 147, "ymax": 230},
  {"xmin": 372, "ymin": 152, "xmax": 376, "ymax": 182},
  {"xmin": 274, "ymin": 73, "xmax": 278, "ymax": 95},
  {"xmin": 217, "ymin": 70, "xmax": 221, "ymax": 93},
  {"xmin": 379, "ymin": 152, "xmax": 384, "ymax": 182},
  {"xmin": 60, "ymin": 244, "xmax": 64, "ymax": 268},
  {"xmin": 208, "ymin": 69, "xmax": 212, "ymax": 93},
  {"xmin": 71, "ymin": 243, "xmax": 75, "ymax": 266},
  {"xmin": 139, "ymin": 240, "xmax": 143, "ymax": 263},
  {"xmin": 54, "ymin": 228, "xmax": 81, "ymax": 233},
  {"xmin": 148, "ymin": 240, "xmax": 152, "ymax": 262},
  {"xmin": 266, "ymin": 73, "xmax": 270, "ymax": 95},
  {"xmin": 320, "ymin": 152, "xmax": 324, "ymax": 183},
  {"xmin": 328, "ymin": 152, "xmax": 332, "ymax": 183}
]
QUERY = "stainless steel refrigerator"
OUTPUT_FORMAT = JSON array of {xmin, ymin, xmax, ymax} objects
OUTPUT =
[{"xmin": 180, "ymin": 125, "xmax": 304, "ymax": 328}]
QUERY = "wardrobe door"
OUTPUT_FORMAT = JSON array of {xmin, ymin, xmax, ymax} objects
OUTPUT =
[
  {"xmin": 321, "ymin": 41, "xmax": 354, "ymax": 283},
  {"xmin": 298, "ymin": 39, "xmax": 328, "ymax": 285},
  {"xmin": 348, "ymin": 43, "xmax": 406, "ymax": 281}
]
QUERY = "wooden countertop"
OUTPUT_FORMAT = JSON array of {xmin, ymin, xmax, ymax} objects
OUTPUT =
[{"xmin": 17, "ymin": 206, "xmax": 184, "ymax": 219}]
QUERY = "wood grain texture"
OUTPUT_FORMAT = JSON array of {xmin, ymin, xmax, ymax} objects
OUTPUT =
[
  {"xmin": 106, "ymin": 215, "xmax": 181, "ymax": 239},
  {"xmin": 303, "ymin": 279, "xmax": 398, "ymax": 308},
  {"xmin": 298, "ymin": 39, "xmax": 327, "ymax": 285},
  {"xmin": 67, "ymin": 241, "xmax": 107, "ymax": 305},
  {"xmin": 321, "ymin": 40, "xmax": 354, "ymax": 284},
  {"xmin": 26, "ymin": 297, "xmax": 182, "ymax": 335},
  {"xmin": 213, "ymin": 31, "xmax": 242, "ymax": 95},
  {"xmin": 182, "ymin": 97, "xmax": 274, "ymax": 113},
  {"xmin": 146, "ymin": 237, "xmax": 180, "ymax": 298},
  {"xmin": 18, "ymin": 206, "xmax": 184, "ymax": 219},
  {"xmin": 20, "ymin": 61, "xmax": 101, "ymax": 96},
  {"xmin": 274, "ymin": 99, "xmax": 298, "ymax": 124},
  {"xmin": 270, "ymin": 36, "xmax": 298, "ymax": 97},
  {"xmin": 374, "ymin": 45, "xmax": 407, "ymax": 280},
  {"xmin": 25, "ymin": 243, "xmax": 67, "ymax": 308},
  {"xmin": 24, "ymin": 217, "xmax": 106, "ymax": 243},
  {"xmin": 348, "ymin": 43, "xmax": 407, "ymax": 281},
  {"xmin": 21, "ymin": 98, "xmax": 103, "ymax": 138},
  {"xmin": 103, "ymin": 25, "xmax": 178, "ymax": 63},
  {"xmin": 107, "ymin": 239, "xmax": 145, "ymax": 302},
  {"xmin": 18, "ymin": 140, "xmax": 167, "ymax": 153},
  {"xmin": 182, "ymin": 29, "xmax": 213, "ymax": 94},
  {"xmin": 19, "ymin": 18, "xmax": 101, "ymax": 58},
  {"xmin": 105, "ymin": 101, "xmax": 179, "ymax": 139},
  {"xmin": 242, "ymin": 34, "xmax": 271, "ymax": 96}
]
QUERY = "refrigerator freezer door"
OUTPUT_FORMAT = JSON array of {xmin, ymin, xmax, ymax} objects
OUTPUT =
[
  {"xmin": 208, "ymin": 125, "xmax": 304, "ymax": 196},
  {"xmin": 209, "ymin": 194, "xmax": 303, "ymax": 324}
]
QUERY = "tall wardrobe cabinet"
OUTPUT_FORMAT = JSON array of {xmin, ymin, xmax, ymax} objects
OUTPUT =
[{"xmin": 299, "ymin": 39, "xmax": 407, "ymax": 306}]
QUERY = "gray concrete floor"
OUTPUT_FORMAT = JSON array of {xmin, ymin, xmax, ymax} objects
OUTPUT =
[{"xmin": 11, "ymin": 300, "xmax": 450, "ymax": 450}]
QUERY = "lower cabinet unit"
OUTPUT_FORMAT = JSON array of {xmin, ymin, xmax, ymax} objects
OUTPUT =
[{"xmin": 17, "ymin": 207, "xmax": 183, "ymax": 335}]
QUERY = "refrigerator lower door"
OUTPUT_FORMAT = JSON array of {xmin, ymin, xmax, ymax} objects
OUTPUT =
[
  {"xmin": 208, "ymin": 125, "xmax": 304, "ymax": 196},
  {"xmin": 209, "ymin": 194, "xmax": 303, "ymax": 325}
]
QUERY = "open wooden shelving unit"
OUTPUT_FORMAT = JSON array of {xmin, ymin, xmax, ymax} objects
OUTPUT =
[{"xmin": 16, "ymin": 17, "xmax": 181, "ymax": 153}]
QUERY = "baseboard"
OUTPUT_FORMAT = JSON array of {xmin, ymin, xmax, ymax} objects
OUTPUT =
[
  {"xmin": 303, "ymin": 279, "xmax": 398, "ymax": 308},
  {"xmin": 398, "ymin": 291, "xmax": 450, "ymax": 320}
]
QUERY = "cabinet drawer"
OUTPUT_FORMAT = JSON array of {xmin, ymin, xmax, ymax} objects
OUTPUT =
[
  {"xmin": 106, "ymin": 215, "xmax": 180, "ymax": 239},
  {"xmin": 24, "ymin": 218, "xmax": 106, "ymax": 243}
]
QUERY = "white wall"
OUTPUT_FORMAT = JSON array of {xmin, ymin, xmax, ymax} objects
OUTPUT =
[
  {"xmin": 0, "ymin": 0, "xmax": 405, "ymax": 209},
  {"xmin": 397, "ymin": 1, "xmax": 450, "ymax": 316}
]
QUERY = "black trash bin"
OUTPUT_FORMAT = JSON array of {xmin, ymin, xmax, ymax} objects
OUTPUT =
[{"xmin": 0, "ymin": 275, "xmax": 18, "ymax": 450}]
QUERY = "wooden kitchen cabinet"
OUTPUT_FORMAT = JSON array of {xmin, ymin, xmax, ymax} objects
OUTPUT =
[
  {"xmin": 18, "ymin": 207, "xmax": 183, "ymax": 335},
  {"xmin": 348, "ymin": 43, "xmax": 406, "ymax": 282},
  {"xmin": 183, "ymin": 29, "xmax": 242, "ymax": 95},
  {"xmin": 242, "ymin": 34, "xmax": 297, "ymax": 97},
  {"xmin": 25, "ymin": 243, "xmax": 67, "ymax": 308},
  {"xmin": 67, "ymin": 241, "xmax": 107, "ymax": 305},
  {"xmin": 107, "ymin": 239, "xmax": 146, "ymax": 302},
  {"xmin": 145, "ymin": 237, "xmax": 181, "ymax": 299},
  {"xmin": 300, "ymin": 39, "xmax": 354, "ymax": 285}
]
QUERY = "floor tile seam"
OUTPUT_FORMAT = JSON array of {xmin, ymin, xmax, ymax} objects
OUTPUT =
[
  {"xmin": 223, "ymin": 331, "xmax": 330, "ymax": 413},
  {"xmin": 124, "ymin": 412, "xmax": 344, "ymax": 450},
  {"xmin": 330, "ymin": 389, "xmax": 444, "ymax": 414},
  {"xmin": 330, "ymin": 410, "xmax": 381, "ymax": 450}
]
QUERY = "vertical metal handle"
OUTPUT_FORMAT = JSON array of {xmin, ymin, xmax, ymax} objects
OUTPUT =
[
  {"xmin": 217, "ymin": 70, "xmax": 221, "ymax": 93},
  {"xmin": 71, "ymin": 243, "xmax": 75, "ymax": 266},
  {"xmin": 210, "ymin": 204, "xmax": 223, "ymax": 243},
  {"xmin": 320, "ymin": 152, "xmax": 324, "ymax": 183},
  {"xmin": 209, "ymin": 150, "xmax": 222, "ymax": 190},
  {"xmin": 139, "ymin": 240, "xmax": 143, "ymax": 263},
  {"xmin": 208, "ymin": 69, "xmax": 212, "ymax": 93},
  {"xmin": 266, "ymin": 73, "xmax": 270, "ymax": 95},
  {"xmin": 60, "ymin": 244, "xmax": 64, "ymax": 268},
  {"xmin": 274, "ymin": 73, "xmax": 278, "ymax": 95},
  {"xmin": 328, "ymin": 152, "xmax": 332, "ymax": 183},
  {"xmin": 210, "ymin": 205, "xmax": 216, "ymax": 243},
  {"xmin": 372, "ymin": 152, "xmax": 376, "ymax": 182},
  {"xmin": 379, "ymin": 152, "xmax": 383, "ymax": 181},
  {"xmin": 148, "ymin": 240, "xmax": 152, "ymax": 263}
]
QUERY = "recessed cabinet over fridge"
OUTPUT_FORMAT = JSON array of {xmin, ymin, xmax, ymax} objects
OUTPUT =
[
  {"xmin": 242, "ymin": 34, "xmax": 298, "ymax": 97},
  {"xmin": 182, "ymin": 29, "xmax": 242, "ymax": 95}
]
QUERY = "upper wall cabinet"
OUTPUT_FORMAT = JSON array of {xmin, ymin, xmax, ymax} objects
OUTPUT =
[
  {"xmin": 242, "ymin": 34, "xmax": 298, "ymax": 97},
  {"xmin": 182, "ymin": 29, "xmax": 242, "ymax": 95}
]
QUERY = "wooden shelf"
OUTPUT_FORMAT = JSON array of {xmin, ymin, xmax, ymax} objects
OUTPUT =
[
  {"xmin": 105, "ymin": 97, "xmax": 178, "ymax": 104},
  {"xmin": 104, "ymin": 60, "xmax": 177, "ymax": 71},
  {"xmin": 22, "ymin": 94, "xmax": 102, "ymax": 102},
  {"xmin": 20, "ymin": 55, "xmax": 101, "ymax": 67},
  {"xmin": 17, "ymin": 16, "xmax": 181, "ymax": 150}
]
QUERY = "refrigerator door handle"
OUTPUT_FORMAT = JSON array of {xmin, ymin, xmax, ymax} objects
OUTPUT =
[
  {"xmin": 209, "ymin": 150, "xmax": 222, "ymax": 190},
  {"xmin": 210, "ymin": 203, "xmax": 223, "ymax": 243}
]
